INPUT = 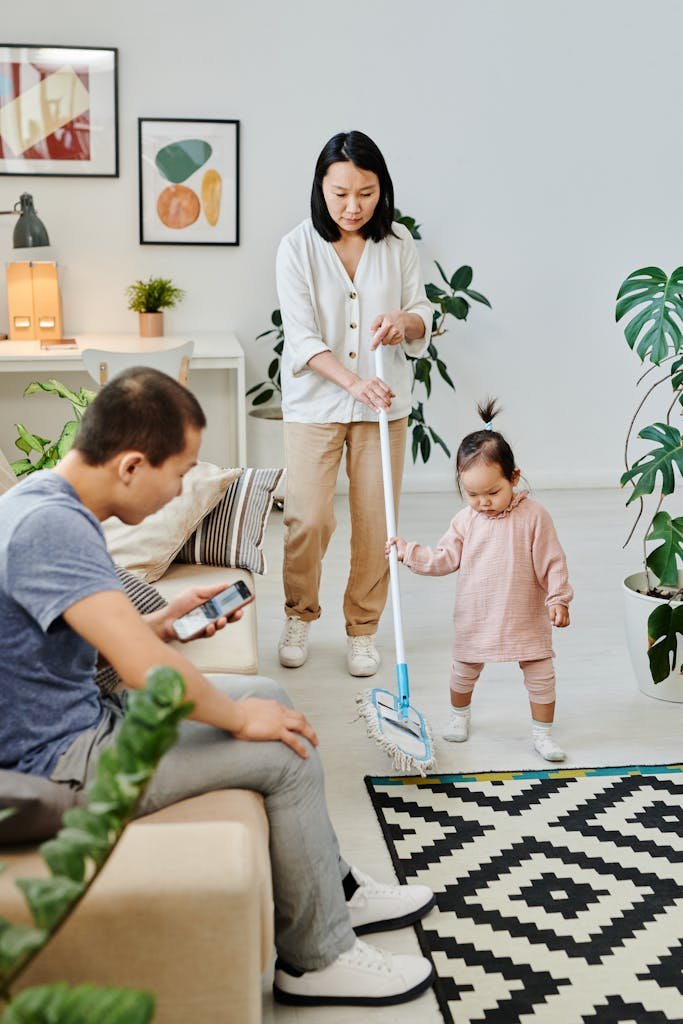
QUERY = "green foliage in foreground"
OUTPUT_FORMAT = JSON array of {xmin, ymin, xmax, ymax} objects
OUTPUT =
[{"xmin": 0, "ymin": 667, "xmax": 194, "ymax": 1021}]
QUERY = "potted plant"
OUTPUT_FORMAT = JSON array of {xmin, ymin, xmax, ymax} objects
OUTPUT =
[
  {"xmin": 126, "ymin": 277, "xmax": 185, "ymax": 338},
  {"xmin": 617, "ymin": 266, "xmax": 683, "ymax": 699},
  {"xmin": 10, "ymin": 379, "xmax": 95, "ymax": 477},
  {"xmin": 246, "ymin": 210, "xmax": 491, "ymax": 461}
]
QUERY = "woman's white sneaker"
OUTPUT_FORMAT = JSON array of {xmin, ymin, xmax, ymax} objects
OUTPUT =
[
  {"xmin": 278, "ymin": 616, "xmax": 310, "ymax": 668},
  {"xmin": 272, "ymin": 938, "xmax": 434, "ymax": 1006},
  {"xmin": 346, "ymin": 634, "xmax": 380, "ymax": 677},
  {"xmin": 346, "ymin": 866, "xmax": 435, "ymax": 935}
]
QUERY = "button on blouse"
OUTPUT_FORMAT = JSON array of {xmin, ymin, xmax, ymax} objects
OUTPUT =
[{"xmin": 276, "ymin": 219, "xmax": 431, "ymax": 423}]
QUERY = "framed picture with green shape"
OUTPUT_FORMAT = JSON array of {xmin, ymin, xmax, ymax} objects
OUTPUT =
[{"xmin": 138, "ymin": 117, "xmax": 239, "ymax": 245}]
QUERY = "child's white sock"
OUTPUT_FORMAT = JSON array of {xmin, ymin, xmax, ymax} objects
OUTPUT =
[
  {"xmin": 443, "ymin": 706, "xmax": 471, "ymax": 743},
  {"xmin": 532, "ymin": 720, "xmax": 565, "ymax": 762}
]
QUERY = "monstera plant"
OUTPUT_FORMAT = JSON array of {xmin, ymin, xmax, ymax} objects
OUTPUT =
[{"xmin": 617, "ymin": 266, "xmax": 683, "ymax": 689}]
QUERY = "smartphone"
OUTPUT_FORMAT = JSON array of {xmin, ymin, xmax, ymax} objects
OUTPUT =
[{"xmin": 172, "ymin": 580, "xmax": 254, "ymax": 641}]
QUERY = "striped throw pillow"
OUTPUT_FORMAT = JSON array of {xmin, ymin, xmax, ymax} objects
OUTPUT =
[
  {"xmin": 95, "ymin": 566, "xmax": 167, "ymax": 697},
  {"xmin": 175, "ymin": 467, "xmax": 283, "ymax": 575}
]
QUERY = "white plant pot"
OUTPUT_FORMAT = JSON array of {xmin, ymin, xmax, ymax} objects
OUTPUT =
[{"xmin": 623, "ymin": 571, "xmax": 683, "ymax": 701}]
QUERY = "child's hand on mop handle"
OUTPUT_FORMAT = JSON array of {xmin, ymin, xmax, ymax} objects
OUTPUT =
[{"xmin": 386, "ymin": 536, "xmax": 407, "ymax": 562}]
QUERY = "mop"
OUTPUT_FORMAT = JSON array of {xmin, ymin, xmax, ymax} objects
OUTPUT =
[{"xmin": 355, "ymin": 344, "xmax": 436, "ymax": 777}]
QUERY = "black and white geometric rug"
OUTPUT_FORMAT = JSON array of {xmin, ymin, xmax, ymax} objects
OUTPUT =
[{"xmin": 366, "ymin": 766, "xmax": 683, "ymax": 1024}]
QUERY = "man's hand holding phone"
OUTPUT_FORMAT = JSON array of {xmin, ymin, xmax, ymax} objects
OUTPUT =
[
  {"xmin": 170, "ymin": 580, "xmax": 254, "ymax": 641},
  {"xmin": 146, "ymin": 581, "xmax": 253, "ymax": 643}
]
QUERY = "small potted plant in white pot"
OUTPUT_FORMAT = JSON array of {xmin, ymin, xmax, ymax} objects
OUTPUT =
[
  {"xmin": 617, "ymin": 266, "xmax": 683, "ymax": 699},
  {"xmin": 126, "ymin": 277, "xmax": 185, "ymax": 338}
]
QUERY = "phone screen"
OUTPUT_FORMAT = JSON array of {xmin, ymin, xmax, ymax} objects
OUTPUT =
[{"xmin": 206, "ymin": 581, "xmax": 252, "ymax": 619}]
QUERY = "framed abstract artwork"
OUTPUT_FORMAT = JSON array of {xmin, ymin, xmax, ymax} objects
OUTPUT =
[
  {"xmin": 0, "ymin": 44, "xmax": 118, "ymax": 176},
  {"xmin": 138, "ymin": 118, "xmax": 240, "ymax": 246}
]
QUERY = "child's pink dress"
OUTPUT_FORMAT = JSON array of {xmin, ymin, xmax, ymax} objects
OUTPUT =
[{"xmin": 402, "ymin": 492, "xmax": 573, "ymax": 663}]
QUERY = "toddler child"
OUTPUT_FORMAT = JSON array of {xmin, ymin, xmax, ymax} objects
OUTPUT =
[{"xmin": 387, "ymin": 400, "xmax": 572, "ymax": 762}]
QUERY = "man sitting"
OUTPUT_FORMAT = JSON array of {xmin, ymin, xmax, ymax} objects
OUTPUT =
[{"xmin": 0, "ymin": 367, "xmax": 435, "ymax": 1007}]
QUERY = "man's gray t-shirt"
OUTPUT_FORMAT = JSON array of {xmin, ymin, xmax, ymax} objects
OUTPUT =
[{"xmin": 0, "ymin": 472, "xmax": 123, "ymax": 776}]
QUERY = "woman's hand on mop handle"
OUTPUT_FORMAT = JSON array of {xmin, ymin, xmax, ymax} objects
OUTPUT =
[
  {"xmin": 347, "ymin": 375, "xmax": 394, "ymax": 412},
  {"xmin": 386, "ymin": 536, "xmax": 407, "ymax": 562},
  {"xmin": 370, "ymin": 312, "xmax": 406, "ymax": 349}
]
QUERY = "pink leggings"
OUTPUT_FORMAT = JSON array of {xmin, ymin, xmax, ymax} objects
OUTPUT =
[{"xmin": 451, "ymin": 658, "xmax": 556, "ymax": 705}]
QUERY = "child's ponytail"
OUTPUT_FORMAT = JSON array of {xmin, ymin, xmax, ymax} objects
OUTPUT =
[
  {"xmin": 456, "ymin": 397, "xmax": 516, "ymax": 482},
  {"xmin": 476, "ymin": 397, "xmax": 501, "ymax": 431}
]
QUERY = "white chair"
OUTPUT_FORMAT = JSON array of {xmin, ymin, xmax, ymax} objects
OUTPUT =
[{"xmin": 80, "ymin": 341, "xmax": 194, "ymax": 387}]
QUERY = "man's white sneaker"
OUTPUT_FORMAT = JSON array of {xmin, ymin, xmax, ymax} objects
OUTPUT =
[
  {"xmin": 272, "ymin": 938, "xmax": 434, "ymax": 1006},
  {"xmin": 346, "ymin": 634, "xmax": 380, "ymax": 677},
  {"xmin": 532, "ymin": 727, "xmax": 566, "ymax": 762},
  {"xmin": 346, "ymin": 866, "xmax": 435, "ymax": 935},
  {"xmin": 278, "ymin": 616, "xmax": 310, "ymax": 668},
  {"xmin": 443, "ymin": 707, "xmax": 471, "ymax": 743}
]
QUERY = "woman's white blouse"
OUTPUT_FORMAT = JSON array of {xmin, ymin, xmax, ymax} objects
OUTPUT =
[{"xmin": 276, "ymin": 219, "xmax": 431, "ymax": 423}]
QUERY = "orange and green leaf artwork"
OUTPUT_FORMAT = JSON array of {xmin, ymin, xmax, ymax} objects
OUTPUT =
[
  {"xmin": 139, "ymin": 120, "xmax": 238, "ymax": 245},
  {"xmin": 154, "ymin": 139, "xmax": 222, "ymax": 229}
]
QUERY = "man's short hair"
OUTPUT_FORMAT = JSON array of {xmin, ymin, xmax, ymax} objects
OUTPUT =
[{"xmin": 74, "ymin": 366, "xmax": 207, "ymax": 466}]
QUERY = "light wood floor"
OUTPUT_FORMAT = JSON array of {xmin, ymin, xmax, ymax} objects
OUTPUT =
[{"xmin": 258, "ymin": 488, "xmax": 682, "ymax": 1023}]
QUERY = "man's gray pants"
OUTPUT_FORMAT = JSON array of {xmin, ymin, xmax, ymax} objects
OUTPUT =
[{"xmin": 51, "ymin": 675, "xmax": 356, "ymax": 971}]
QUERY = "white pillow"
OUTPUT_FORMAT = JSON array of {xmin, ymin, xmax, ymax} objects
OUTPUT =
[
  {"xmin": 0, "ymin": 447, "xmax": 17, "ymax": 495},
  {"xmin": 103, "ymin": 462, "xmax": 242, "ymax": 582}
]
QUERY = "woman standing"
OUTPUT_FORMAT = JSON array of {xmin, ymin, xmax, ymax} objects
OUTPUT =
[{"xmin": 277, "ymin": 130, "xmax": 431, "ymax": 677}]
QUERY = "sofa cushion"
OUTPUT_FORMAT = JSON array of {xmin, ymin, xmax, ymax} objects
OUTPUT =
[
  {"xmin": 155, "ymin": 565, "xmax": 258, "ymax": 674},
  {"xmin": 103, "ymin": 462, "xmax": 242, "ymax": 582},
  {"xmin": 175, "ymin": 467, "xmax": 283, "ymax": 575},
  {"xmin": 0, "ymin": 769, "xmax": 78, "ymax": 845}
]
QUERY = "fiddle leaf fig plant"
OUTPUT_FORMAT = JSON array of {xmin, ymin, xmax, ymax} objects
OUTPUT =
[
  {"xmin": 11, "ymin": 379, "xmax": 95, "ymax": 478},
  {"xmin": 617, "ymin": 266, "xmax": 683, "ymax": 683},
  {"xmin": 0, "ymin": 667, "xmax": 194, "ymax": 1022},
  {"xmin": 248, "ymin": 209, "xmax": 491, "ymax": 462}
]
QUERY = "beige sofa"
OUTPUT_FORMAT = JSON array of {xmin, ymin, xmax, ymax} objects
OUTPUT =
[{"xmin": 0, "ymin": 450, "xmax": 274, "ymax": 1024}]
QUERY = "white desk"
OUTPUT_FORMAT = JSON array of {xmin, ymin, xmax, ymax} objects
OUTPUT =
[{"xmin": 0, "ymin": 331, "xmax": 247, "ymax": 466}]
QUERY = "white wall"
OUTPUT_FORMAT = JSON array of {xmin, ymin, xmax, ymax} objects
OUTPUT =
[{"xmin": 2, "ymin": 0, "xmax": 678, "ymax": 489}]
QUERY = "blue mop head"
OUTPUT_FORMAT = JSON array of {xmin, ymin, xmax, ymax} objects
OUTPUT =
[{"xmin": 356, "ymin": 687, "xmax": 436, "ymax": 777}]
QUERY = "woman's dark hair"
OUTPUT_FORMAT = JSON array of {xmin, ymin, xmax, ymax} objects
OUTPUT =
[
  {"xmin": 74, "ymin": 366, "xmax": 206, "ymax": 467},
  {"xmin": 456, "ymin": 398, "xmax": 517, "ymax": 483},
  {"xmin": 310, "ymin": 130, "xmax": 396, "ymax": 243}
]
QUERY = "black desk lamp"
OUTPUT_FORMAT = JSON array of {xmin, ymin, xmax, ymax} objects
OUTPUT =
[{"xmin": 1, "ymin": 193, "xmax": 50, "ymax": 248}]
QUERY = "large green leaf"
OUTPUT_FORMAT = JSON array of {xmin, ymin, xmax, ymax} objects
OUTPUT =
[
  {"xmin": 620, "ymin": 423, "xmax": 683, "ymax": 502},
  {"xmin": 23, "ymin": 378, "xmax": 85, "ymax": 409},
  {"xmin": 450, "ymin": 265, "xmax": 473, "ymax": 291},
  {"xmin": 425, "ymin": 282, "xmax": 446, "ymax": 302},
  {"xmin": 56, "ymin": 420, "xmax": 78, "ymax": 460},
  {"xmin": 0, "ymin": 982, "xmax": 154, "ymax": 1023},
  {"xmin": 15, "ymin": 877, "xmax": 84, "ymax": 931},
  {"xmin": 393, "ymin": 208, "xmax": 421, "ymax": 240},
  {"xmin": 615, "ymin": 266, "xmax": 683, "ymax": 365},
  {"xmin": 647, "ymin": 603, "xmax": 683, "ymax": 683},
  {"xmin": 14, "ymin": 424, "xmax": 45, "ymax": 455},
  {"xmin": 646, "ymin": 511, "xmax": 683, "ymax": 587},
  {"xmin": 9, "ymin": 459, "xmax": 34, "ymax": 477},
  {"xmin": 0, "ymin": 920, "xmax": 46, "ymax": 974}
]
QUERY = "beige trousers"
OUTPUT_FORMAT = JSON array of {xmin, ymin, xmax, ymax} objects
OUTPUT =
[{"xmin": 283, "ymin": 419, "xmax": 407, "ymax": 636}]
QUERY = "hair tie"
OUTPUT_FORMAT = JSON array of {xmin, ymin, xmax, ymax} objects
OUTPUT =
[{"xmin": 484, "ymin": 421, "xmax": 493, "ymax": 432}]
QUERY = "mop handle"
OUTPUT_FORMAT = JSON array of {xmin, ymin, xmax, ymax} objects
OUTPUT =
[{"xmin": 374, "ymin": 343, "xmax": 406, "ymax": 667}]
